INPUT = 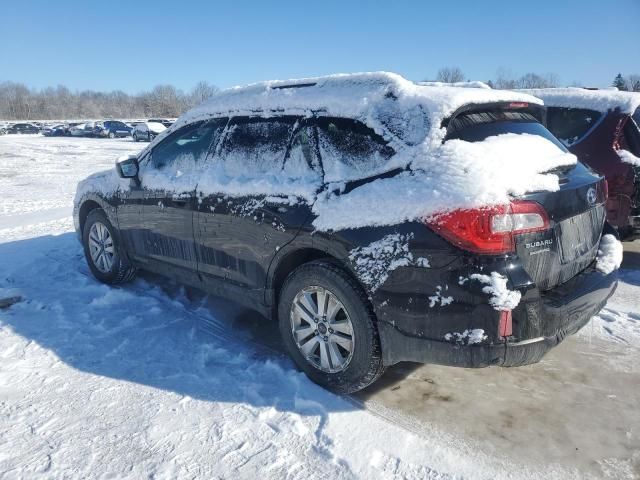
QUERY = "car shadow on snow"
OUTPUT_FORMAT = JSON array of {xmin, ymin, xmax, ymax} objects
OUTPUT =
[{"xmin": 0, "ymin": 233, "xmax": 415, "ymax": 413}]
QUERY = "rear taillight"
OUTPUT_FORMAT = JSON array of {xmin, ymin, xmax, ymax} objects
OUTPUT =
[{"xmin": 426, "ymin": 200, "xmax": 549, "ymax": 255}]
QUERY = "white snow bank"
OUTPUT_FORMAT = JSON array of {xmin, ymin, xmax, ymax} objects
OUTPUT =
[
  {"xmin": 618, "ymin": 149, "xmax": 640, "ymax": 167},
  {"xmin": 312, "ymin": 133, "xmax": 575, "ymax": 231},
  {"xmin": 522, "ymin": 88, "xmax": 640, "ymax": 115},
  {"xmin": 596, "ymin": 234, "xmax": 623, "ymax": 274},
  {"xmin": 469, "ymin": 272, "xmax": 521, "ymax": 311}
]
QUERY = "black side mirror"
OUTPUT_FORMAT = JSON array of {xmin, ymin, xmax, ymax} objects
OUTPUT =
[{"xmin": 116, "ymin": 155, "xmax": 139, "ymax": 181}]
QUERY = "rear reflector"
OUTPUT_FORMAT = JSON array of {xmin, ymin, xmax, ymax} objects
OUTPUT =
[
  {"xmin": 508, "ymin": 102, "xmax": 529, "ymax": 108},
  {"xmin": 498, "ymin": 310, "xmax": 513, "ymax": 337},
  {"xmin": 426, "ymin": 200, "xmax": 549, "ymax": 255}
]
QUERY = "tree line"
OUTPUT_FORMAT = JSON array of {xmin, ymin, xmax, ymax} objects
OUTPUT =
[
  {"xmin": 433, "ymin": 67, "xmax": 640, "ymax": 91},
  {"xmin": 2, "ymin": 69, "xmax": 639, "ymax": 121},
  {"xmin": 0, "ymin": 81, "xmax": 218, "ymax": 120}
]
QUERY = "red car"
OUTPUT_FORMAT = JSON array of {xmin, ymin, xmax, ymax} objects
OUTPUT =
[{"xmin": 525, "ymin": 88, "xmax": 640, "ymax": 238}]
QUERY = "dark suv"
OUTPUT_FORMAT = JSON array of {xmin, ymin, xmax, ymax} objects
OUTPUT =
[
  {"xmin": 525, "ymin": 88, "xmax": 640, "ymax": 237},
  {"xmin": 6, "ymin": 123, "xmax": 40, "ymax": 134},
  {"xmin": 74, "ymin": 74, "xmax": 618, "ymax": 393}
]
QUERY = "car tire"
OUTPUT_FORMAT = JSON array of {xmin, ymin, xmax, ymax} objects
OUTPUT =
[
  {"xmin": 82, "ymin": 208, "xmax": 136, "ymax": 285},
  {"xmin": 278, "ymin": 260, "xmax": 385, "ymax": 394},
  {"xmin": 133, "ymin": 133, "xmax": 138, "ymax": 142},
  {"xmin": 149, "ymin": 133, "xmax": 155, "ymax": 141},
  {"xmin": 108, "ymin": 131, "xmax": 116, "ymax": 139}
]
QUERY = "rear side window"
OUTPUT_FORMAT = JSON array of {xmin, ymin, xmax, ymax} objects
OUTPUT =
[
  {"xmin": 446, "ymin": 109, "xmax": 568, "ymax": 151},
  {"xmin": 152, "ymin": 119, "xmax": 225, "ymax": 169},
  {"xmin": 315, "ymin": 117, "xmax": 395, "ymax": 183},
  {"xmin": 546, "ymin": 107, "xmax": 602, "ymax": 147},
  {"xmin": 217, "ymin": 117, "xmax": 297, "ymax": 177}
]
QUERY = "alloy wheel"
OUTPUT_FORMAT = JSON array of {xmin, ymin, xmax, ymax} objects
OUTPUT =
[
  {"xmin": 290, "ymin": 286, "xmax": 355, "ymax": 373},
  {"xmin": 88, "ymin": 221, "xmax": 115, "ymax": 273}
]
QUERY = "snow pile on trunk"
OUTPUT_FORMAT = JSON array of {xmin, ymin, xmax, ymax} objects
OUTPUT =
[
  {"xmin": 521, "ymin": 88, "xmax": 640, "ymax": 115},
  {"xmin": 312, "ymin": 133, "xmax": 575, "ymax": 231},
  {"xmin": 618, "ymin": 149, "xmax": 640, "ymax": 167},
  {"xmin": 596, "ymin": 234, "xmax": 623, "ymax": 274},
  {"xmin": 469, "ymin": 272, "xmax": 521, "ymax": 311}
]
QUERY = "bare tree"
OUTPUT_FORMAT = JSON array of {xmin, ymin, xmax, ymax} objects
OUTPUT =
[
  {"xmin": 435, "ymin": 67, "xmax": 465, "ymax": 83},
  {"xmin": 627, "ymin": 74, "xmax": 640, "ymax": 92},
  {"xmin": 517, "ymin": 72, "xmax": 559, "ymax": 89},
  {"xmin": 190, "ymin": 81, "xmax": 218, "ymax": 106},
  {"xmin": 0, "ymin": 80, "xmax": 220, "ymax": 120}
]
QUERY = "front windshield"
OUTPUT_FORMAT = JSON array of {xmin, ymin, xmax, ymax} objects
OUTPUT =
[{"xmin": 446, "ymin": 110, "xmax": 568, "ymax": 151}]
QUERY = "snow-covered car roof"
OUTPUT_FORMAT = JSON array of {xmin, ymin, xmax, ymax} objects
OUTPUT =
[
  {"xmin": 169, "ymin": 72, "xmax": 541, "ymax": 146},
  {"xmin": 521, "ymin": 88, "xmax": 640, "ymax": 115},
  {"xmin": 143, "ymin": 122, "xmax": 167, "ymax": 133}
]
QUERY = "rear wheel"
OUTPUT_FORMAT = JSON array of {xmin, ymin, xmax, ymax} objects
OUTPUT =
[
  {"xmin": 278, "ymin": 261, "xmax": 385, "ymax": 393},
  {"xmin": 82, "ymin": 209, "xmax": 136, "ymax": 284}
]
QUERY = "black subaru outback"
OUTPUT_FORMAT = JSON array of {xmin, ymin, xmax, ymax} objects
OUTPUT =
[{"xmin": 74, "ymin": 73, "xmax": 619, "ymax": 393}]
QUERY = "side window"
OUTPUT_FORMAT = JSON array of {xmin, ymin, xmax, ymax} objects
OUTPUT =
[
  {"xmin": 151, "ymin": 119, "xmax": 226, "ymax": 170},
  {"xmin": 284, "ymin": 125, "xmax": 321, "ymax": 179},
  {"xmin": 314, "ymin": 117, "xmax": 395, "ymax": 183},
  {"xmin": 546, "ymin": 107, "xmax": 602, "ymax": 147},
  {"xmin": 217, "ymin": 117, "xmax": 297, "ymax": 177}
]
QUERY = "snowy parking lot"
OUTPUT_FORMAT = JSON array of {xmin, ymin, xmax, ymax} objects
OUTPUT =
[{"xmin": 1, "ymin": 135, "xmax": 639, "ymax": 479}]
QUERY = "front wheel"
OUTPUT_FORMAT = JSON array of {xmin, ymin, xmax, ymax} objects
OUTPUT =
[
  {"xmin": 82, "ymin": 208, "xmax": 136, "ymax": 284},
  {"xmin": 278, "ymin": 261, "xmax": 385, "ymax": 393},
  {"xmin": 132, "ymin": 133, "xmax": 138, "ymax": 142},
  {"xmin": 108, "ymin": 131, "xmax": 116, "ymax": 139}
]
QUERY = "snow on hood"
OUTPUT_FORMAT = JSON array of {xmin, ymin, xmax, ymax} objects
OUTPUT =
[
  {"xmin": 74, "ymin": 168, "xmax": 130, "ymax": 206},
  {"xmin": 522, "ymin": 88, "xmax": 640, "ymax": 115}
]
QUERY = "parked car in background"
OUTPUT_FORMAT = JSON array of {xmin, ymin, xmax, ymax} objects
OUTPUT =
[
  {"xmin": 148, "ymin": 118, "xmax": 174, "ymax": 128},
  {"xmin": 524, "ymin": 88, "xmax": 640, "ymax": 238},
  {"xmin": 96, "ymin": 120, "xmax": 133, "ymax": 138},
  {"xmin": 75, "ymin": 73, "xmax": 619, "ymax": 393},
  {"xmin": 69, "ymin": 122, "xmax": 97, "ymax": 137},
  {"xmin": 133, "ymin": 121, "xmax": 166, "ymax": 142},
  {"xmin": 42, "ymin": 124, "xmax": 69, "ymax": 137},
  {"xmin": 6, "ymin": 123, "xmax": 40, "ymax": 134}
]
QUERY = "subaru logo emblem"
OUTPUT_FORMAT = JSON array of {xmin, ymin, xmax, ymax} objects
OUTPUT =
[{"xmin": 586, "ymin": 187, "xmax": 597, "ymax": 205}]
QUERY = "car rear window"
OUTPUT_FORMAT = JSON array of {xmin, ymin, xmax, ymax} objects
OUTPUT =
[
  {"xmin": 545, "ymin": 107, "xmax": 602, "ymax": 147},
  {"xmin": 633, "ymin": 108, "xmax": 640, "ymax": 129},
  {"xmin": 446, "ymin": 110, "xmax": 567, "ymax": 151}
]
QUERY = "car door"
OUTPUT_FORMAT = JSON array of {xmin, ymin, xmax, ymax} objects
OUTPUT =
[
  {"xmin": 135, "ymin": 120, "xmax": 223, "ymax": 281},
  {"xmin": 195, "ymin": 116, "xmax": 321, "ymax": 304}
]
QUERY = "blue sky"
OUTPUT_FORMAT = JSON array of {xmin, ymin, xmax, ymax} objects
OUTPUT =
[{"xmin": 3, "ymin": 0, "xmax": 639, "ymax": 93}]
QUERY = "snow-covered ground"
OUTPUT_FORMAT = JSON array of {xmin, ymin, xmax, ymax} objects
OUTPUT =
[{"xmin": 1, "ymin": 135, "xmax": 639, "ymax": 479}]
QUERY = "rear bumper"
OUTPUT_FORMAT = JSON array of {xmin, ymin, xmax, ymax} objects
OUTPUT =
[{"xmin": 378, "ymin": 264, "xmax": 618, "ymax": 367}]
